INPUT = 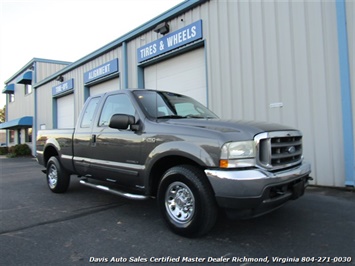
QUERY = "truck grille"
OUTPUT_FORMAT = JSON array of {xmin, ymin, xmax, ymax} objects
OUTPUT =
[{"xmin": 255, "ymin": 131, "xmax": 303, "ymax": 170}]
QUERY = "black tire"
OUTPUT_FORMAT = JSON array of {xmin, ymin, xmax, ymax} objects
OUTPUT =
[
  {"xmin": 46, "ymin": 156, "xmax": 70, "ymax": 193},
  {"xmin": 157, "ymin": 165, "xmax": 218, "ymax": 237}
]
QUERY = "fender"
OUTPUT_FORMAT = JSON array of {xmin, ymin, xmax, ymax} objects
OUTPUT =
[
  {"xmin": 44, "ymin": 137, "xmax": 61, "ymax": 154},
  {"xmin": 36, "ymin": 137, "xmax": 61, "ymax": 166},
  {"xmin": 146, "ymin": 141, "xmax": 217, "ymax": 168},
  {"xmin": 43, "ymin": 135, "xmax": 75, "ymax": 172},
  {"xmin": 143, "ymin": 140, "xmax": 219, "ymax": 190}
]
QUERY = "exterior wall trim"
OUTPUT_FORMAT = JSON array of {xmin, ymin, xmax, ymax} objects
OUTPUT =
[
  {"xmin": 336, "ymin": 0, "xmax": 354, "ymax": 186},
  {"xmin": 122, "ymin": 42, "xmax": 129, "ymax": 89},
  {"xmin": 5, "ymin": 58, "xmax": 71, "ymax": 84}
]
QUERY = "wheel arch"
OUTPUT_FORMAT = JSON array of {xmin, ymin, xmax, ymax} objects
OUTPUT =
[
  {"xmin": 147, "ymin": 155, "xmax": 206, "ymax": 198},
  {"xmin": 43, "ymin": 145, "xmax": 59, "ymax": 167}
]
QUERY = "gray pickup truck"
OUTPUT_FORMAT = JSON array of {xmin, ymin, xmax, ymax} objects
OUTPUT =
[{"xmin": 36, "ymin": 89, "xmax": 311, "ymax": 237}]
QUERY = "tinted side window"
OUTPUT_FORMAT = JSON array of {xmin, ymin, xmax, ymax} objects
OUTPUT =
[
  {"xmin": 81, "ymin": 97, "xmax": 100, "ymax": 128},
  {"xmin": 99, "ymin": 94, "xmax": 135, "ymax": 127}
]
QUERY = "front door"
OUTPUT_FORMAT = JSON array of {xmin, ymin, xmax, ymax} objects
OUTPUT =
[{"xmin": 88, "ymin": 93, "xmax": 143, "ymax": 188}]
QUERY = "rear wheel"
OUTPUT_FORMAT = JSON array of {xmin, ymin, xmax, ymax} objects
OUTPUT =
[
  {"xmin": 46, "ymin": 156, "xmax": 70, "ymax": 193},
  {"xmin": 157, "ymin": 165, "xmax": 218, "ymax": 237}
]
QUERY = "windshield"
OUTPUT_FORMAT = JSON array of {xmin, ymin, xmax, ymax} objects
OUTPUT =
[{"xmin": 133, "ymin": 90, "xmax": 218, "ymax": 119}]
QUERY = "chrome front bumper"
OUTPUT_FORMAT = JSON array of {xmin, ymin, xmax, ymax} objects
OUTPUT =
[{"xmin": 204, "ymin": 162, "xmax": 312, "ymax": 217}]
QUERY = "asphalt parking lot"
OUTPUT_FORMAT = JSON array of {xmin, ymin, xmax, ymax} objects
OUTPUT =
[{"xmin": 0, "ymin": 156, "xmax": 354, "ymax": 266}]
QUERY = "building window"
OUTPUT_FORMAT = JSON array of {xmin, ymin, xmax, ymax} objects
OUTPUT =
[
  {"xmin": 25, "ymin": 128, "xmax": 32, "ymax": 142},
  {"xmin": 25, "ymin": 84, "xmax": 32, "ymax": 95},
  {"xmin": 9, "ymin": 130, "xmax": 15, "ymax": 143},
  {"xmin": 9, "ymin": 94, "xmax": 15, "ymax": 103}
]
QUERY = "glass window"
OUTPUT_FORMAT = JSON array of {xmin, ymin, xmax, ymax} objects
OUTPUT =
[
  {"xmin": 133, "ymin": 90, "xmax": 218, "ymax": 119},
  {"xmin": 81, "ymin": 97, "xmax": 100, "ymax": 128},
  {"xmin": 99, "ymin": 94, "xmax": 135, "ymax": 127},
  {"xmin": 25, "ymin": 128, "xmax": 32, "ymax": 142},
  {"xmin": 9, "ymin": 94, "xmax": 15, "ymax": 103},
  {"xmin": 9, "ymin": 130, "xmax": 15, "ymax": 143},
  {"xmin": 25, "ymin": 84, "xmax": 32, "ymax": 95}
]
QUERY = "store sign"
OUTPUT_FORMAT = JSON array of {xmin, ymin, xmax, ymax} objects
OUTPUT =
[
  {"xmin": 84, "ymin": 58, "xmax": 119, "ymax": 84},
  {"xmin": 52, "ymin": 79, "xmax": 74, "ymax": 96},
  {"xmin": 137, "ymin": 20, "xmax": 202, "ymax": 63}
]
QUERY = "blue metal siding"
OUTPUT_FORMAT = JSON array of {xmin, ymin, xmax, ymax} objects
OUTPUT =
[
  {"xmin": 336, "ymin": 0, "xmax": 355, "ymax": 186},
  {"xmin": 122, "ymin": 42, "xmax": 129, "ymax": 89},
  {"xmin": 52, "ymin": 98, "xmax": 58, "ymax": 129}
]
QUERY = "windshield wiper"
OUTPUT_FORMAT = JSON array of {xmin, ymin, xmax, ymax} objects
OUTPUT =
[
  {"xmin": 157, "ymin": 115, "xmax": 185, "ymax": 119},
  {"xmin": 183, "ymin": 115, "xmax": 208, "ymax": 119},
  {"xmin": 157, "ymin": 115, "xmax": 216, "ymax": 119}
]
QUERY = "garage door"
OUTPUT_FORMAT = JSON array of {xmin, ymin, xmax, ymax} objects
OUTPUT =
[
  {"xmin": 57, "ymin": 94, "xmax": 74, "ymax": 128},
  {"xmin": 144, "ymin": 48, "xmax": 206, "ymax": 105},
  {"xmin": 90, "ymin": 78, "xmax": 120, "ymax": 96}
]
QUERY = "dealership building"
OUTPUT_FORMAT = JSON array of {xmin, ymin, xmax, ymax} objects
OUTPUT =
[{"xmin": 1, "ymin": 0, "xmax": 354, "ymax": 187}]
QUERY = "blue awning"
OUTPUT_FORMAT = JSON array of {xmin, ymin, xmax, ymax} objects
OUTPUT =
[
  {"xmin": 2, "ymin": 84, "xmax": 15, "ymax": 94},
  {"xmin": 16, "ymin": 71, "xmax": 32, "ymax": 84},
  {"xmin": 0, "ymin": 116, "xmax": 33, "ymax": 129}
]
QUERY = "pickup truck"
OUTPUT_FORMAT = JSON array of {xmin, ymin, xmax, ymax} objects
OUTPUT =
[{"xmin": 36, "ymin": 89, "xmax": 312, "ymax": 237}]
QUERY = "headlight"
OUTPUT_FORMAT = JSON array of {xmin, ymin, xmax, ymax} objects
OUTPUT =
[{"xmin": 220, "ymin": 141, "xmax": 256, "ymax": 168}]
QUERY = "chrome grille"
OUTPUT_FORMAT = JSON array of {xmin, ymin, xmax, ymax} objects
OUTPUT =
[{"xmin": 256, "ymin": 131, "xmax": 303, "ymax": 170}]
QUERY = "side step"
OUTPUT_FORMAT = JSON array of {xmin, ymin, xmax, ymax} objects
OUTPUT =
[{"xmin": 79, "ymin": 179, "xmax": 149, "ymax": 200}]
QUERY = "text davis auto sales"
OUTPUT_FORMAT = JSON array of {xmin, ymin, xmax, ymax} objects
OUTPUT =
[{"xmin": 137, "ymin": 20, "xmax": 202, "ymax": 63}]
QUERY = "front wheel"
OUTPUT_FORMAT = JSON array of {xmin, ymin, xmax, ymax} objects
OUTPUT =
[
  {"xmin": 157, "ymin": 165, "xmax": 218, "ymax": 237},
  {"xmin": 46, "ymin": 156, "xmax": 70, "ymax": 193}
]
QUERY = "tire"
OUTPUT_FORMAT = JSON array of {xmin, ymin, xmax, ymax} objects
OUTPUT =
[
  {"xmin": 157, "ymin": 165, "xmax": 218, "ymax": 237},
  {"xmin": 46, "ymin": 156, "xmax": 70, "ymax": 193}
]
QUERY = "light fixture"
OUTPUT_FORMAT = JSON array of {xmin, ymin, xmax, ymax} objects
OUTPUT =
[
  {"xmin": 154, "ymin": 22, "xmax": 170, "ymax": 35},
  {"xmin": 56, "ymin": 75, "xmax": 64, "ymax": 82}
]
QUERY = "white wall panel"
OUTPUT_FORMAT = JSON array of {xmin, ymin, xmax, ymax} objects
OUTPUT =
[
  {"xmin": 36, "ymin": 62, "xmax": 68, "ymax": 83},
  {"xmin": 57, "ymin": 94, "xmax": 74, "ymax": 129},
  {"xmin": 57, "ymin": 94, "xmax": 75, "ymax": 128},
  {"xmin": 144, "ymin": 48, "xmax": 206, "ymax": 105},
  {"xmin": 90, "ymin": 78, "xmax": 120, "ymax": 96},
  {"xmin": 36, "ymin": 79, "xmax": 56, "ymax": 130},
  {"xmin": 203, "ymin": 0, "xmax": 344, "ymax": 186},
  {"xmin": 6, "ymin": 83, "xmax": 34, "ymax": 121}
]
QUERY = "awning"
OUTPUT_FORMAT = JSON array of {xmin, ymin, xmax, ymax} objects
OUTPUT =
[
  {"xmin": 0, "ymin": 116, "xmax": 33, "ymax": 129},
  {"xmin": 2, "ymin": 84, "xmax": 15, "ymax": 94},
  {"xmin": 16, "ymin": 71, "xmax": 32, "ymax": 84}
]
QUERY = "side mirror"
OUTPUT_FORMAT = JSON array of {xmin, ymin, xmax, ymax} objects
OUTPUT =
[{"xmin": 109, "ymin": 114, "xmax": 135, "ymax": 130}]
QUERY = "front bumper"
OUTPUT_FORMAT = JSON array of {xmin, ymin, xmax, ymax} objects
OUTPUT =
[{"xmin": 204, "ymin": 162, "xmax": 312, "ymax": 218}]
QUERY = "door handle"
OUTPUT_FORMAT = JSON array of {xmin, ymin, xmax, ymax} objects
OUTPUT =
[{"xmin": 91, "ymin": 134, "xmax": 96, "ymax": 146}]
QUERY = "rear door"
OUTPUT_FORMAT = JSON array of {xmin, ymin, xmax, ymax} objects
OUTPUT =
[{"xmin": 73, "ymin": 96, "xmax": 101, "ymax": 176}]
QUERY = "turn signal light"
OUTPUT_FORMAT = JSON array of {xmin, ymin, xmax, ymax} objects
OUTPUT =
[{"xmin": 219, "ymin": 159, "xmax": 228, "ymax": 168}]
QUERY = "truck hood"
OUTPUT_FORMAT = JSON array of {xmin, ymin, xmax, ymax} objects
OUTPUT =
[{"xmin": 164, "ymin": 118, "xmax": 296, "ymax": 138}]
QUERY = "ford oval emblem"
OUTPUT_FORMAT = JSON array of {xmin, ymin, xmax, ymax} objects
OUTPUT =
[{"xmin": 288, "ymin": 146, "xmax": 296, "ymax": 154}]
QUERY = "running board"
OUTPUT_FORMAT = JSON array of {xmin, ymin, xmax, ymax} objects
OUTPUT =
[{"xmin": 79, "ymin": 179, "xmax": 149, "ymax": 200}]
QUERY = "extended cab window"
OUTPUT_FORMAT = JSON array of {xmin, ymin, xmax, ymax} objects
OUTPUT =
[
  {"xmin": 81, "ymin": 97, "xmax": 100, "ymax": 128},
  {"xmin": 99, "ymin": 94, "xmax": 135, "ymax": 127}
]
